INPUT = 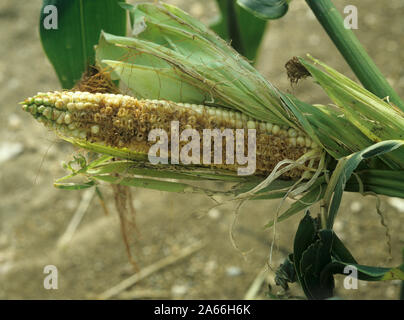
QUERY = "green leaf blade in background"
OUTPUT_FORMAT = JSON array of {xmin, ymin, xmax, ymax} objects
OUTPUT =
[
  {"xmin": 210, "ymin": 0, "xmax": 268, "ymax": 62},
  {"xmin": 40, "ymin": 0, "xmax": 127, "ymax": 89},
  {"xmin": 237, "ymin": 0, "xmax": 289, "ymax": 20},
  {"xmin": 329, "ymin": 261, "xmax": 404, "ymax": 282},
  {"xmin": 305, "ymin": 0, "xmax": 404, "ymax": 112}
]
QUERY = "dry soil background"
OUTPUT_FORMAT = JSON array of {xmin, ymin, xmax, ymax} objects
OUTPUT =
[{"xmin": 0, "ymin": 0, "xmax": 403, "ymax": 300}]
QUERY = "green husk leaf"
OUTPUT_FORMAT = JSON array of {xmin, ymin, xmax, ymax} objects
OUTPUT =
[
  {"xmin": 299, "ymin": 56, "xmax": 404, "ymax": 170},
  {"xmin": 324, "ymin": 140, "xmax": 404, "ymax": 229},
  {"xmin": 95, "ymin": 3, "xmax": 297, "ymax": 127},
  {"xmin": 54, "ymin": 180, "xmax": 95, "ymax": 190}
]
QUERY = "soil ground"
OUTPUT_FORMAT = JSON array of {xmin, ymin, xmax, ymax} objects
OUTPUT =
[{"xmin": 0, "ymin": 0, "xmax": 403, "ymax": 300}]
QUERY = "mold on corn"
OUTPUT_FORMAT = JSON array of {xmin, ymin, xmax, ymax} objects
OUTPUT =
[{"xmin": 21, "ymin": 91, "xmax": 319, "ymax": 178}]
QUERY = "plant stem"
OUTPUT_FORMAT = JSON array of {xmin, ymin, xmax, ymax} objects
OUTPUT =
[
  {"xmin": 305, "ymin": 0, "xmax": 404, "ymax": 112},
  {"xmin": 224, "ymin": 0, "xmax": 244, "ymax": 54}
]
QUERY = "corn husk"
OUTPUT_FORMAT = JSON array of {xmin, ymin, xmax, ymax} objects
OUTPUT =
[{"xmin": 21, "ymin": 2, "xmax": 404, "ymax": 225}]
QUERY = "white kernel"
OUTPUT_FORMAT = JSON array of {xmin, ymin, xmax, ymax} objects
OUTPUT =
[
  {"xmin": 64, "ymin": 113, "xmax": 72, "ymax": 124},
  {"xmin": 289, "ymin": 138, "xmax": 297, "ymax": 147},
  {"xmin": 193, "ymin": 106, "xmax": 203, "ymax": 114},
  {"xmin": 272, "ymin": 125, "xmax": 280, "ymax": 135},
  {"xmin": 43, "ymin": 107, "xmax": 52, "ymax": 119},
  {"xmin": 49, "ymin": 96, "xmax": 56, "ymax": 105},
  {"xmin": 265, "ymin": 123, "xmax": 273, "ymax": 132},
  {"xmin": 66, "ymin": 102, "xmax": 76, "ymax": 111},
  {"xmin": 288, "ymin": 128, "xmax": 297, "ymax": 137},
  {"xmin": 37, "ymin": 105, "xmax": 46, "ymax": 113},
  {"xmin": 305, "ymin": 138, "xmax": 312, "ymax": 147},
  {"xmin": 297, "ymin": 136, "xmax": 305, "ymax": 147},
  {"xmin": 247, "ymin": 120, "xmax": 256, "ymax": 129},
  {"xmin": 55, "ymin": 100, "xmax": 63, "ymax": 109},
  {"xmin": 56, "ymin": 113, "xmax": 65, "ymax": 124},
  {"xmin": 94, "ymin": 93, "xmax": 102, "ymax": 103},
  {"xmin": 61, "ymin": 95, "xmax": 70, "ymax": 105},
  {"xmin": 76, "ymin": 102, "xmax": 85, "ymax": 110},
  {"xmin": 90, "ymin": 125, "xmax": 100, "ymax": 135}
]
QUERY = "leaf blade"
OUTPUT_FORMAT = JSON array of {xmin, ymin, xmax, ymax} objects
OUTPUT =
[{"xmin": 40, "ymin": 0, "xmax": 127, "ymax": 89}]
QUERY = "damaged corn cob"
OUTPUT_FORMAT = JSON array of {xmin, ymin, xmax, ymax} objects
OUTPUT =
[{"xmin": 21, "ymin": 91, "xmax": 320, "ymax": 178}]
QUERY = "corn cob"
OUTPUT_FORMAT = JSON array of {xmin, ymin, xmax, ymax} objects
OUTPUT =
[{"xmin": 21, "ymin": 91, "xmax": 320, "ymax": 178}]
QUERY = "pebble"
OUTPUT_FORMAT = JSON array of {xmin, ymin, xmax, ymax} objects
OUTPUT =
[
  {"xmin": 388, "ymin": 198, "xmax": 404, "ymax": 213},
  {"xmin": 0, "ymin": 142, "xmax": 23, "ymax": 164},
  {"xmin": 7, "ymin": 113, "xmax": 21, "ymax": 129},
  {"xmin": 207, "ymin": 208, "xmax": 221, "ymax": 220},
  {"xmin": 226, "ymin": 266, "xmax": 242, "ymax": 277},
  {"xmin": 350, "ymin": 201, "xmax": 363, "ymax": 213},
  {"xmin": 171, "ymin": 284, "xmax": 189, "ymax": 297},
  {"xmin": 333, "ymin": 220, "xmax": 344, "ymax": 235},
  {"xmin": 133, "ymin": 199, "xmax": 143, "ymax": 211},
  {"xmin": 204, "ymin": 260, "xmax": 217, "ymax": 275}
]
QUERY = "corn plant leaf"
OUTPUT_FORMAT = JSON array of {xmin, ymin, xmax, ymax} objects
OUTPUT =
[
  {"xmin": 39, "ymin": 0, "xmax": 127, "ymax": 89},
  {"xmin": 345, "ymin": 169, "xmax": 404, "ymax": 198},
  {"xmin": 305, "ymin": 0, "xmax": 404, "ymax": 112},
  {"xmin": 210, "ymin": 0, "xmax": 268, "ymax": 62},
  {"xmin": 275, "ymin": 254, "xmax": 297, "ymax": 290},
  {"xmin": 292, "ymin": 213, "xmax": 320, "ymax": 299},
  {"xmin": 327, "ymin": 261, "xmax": 404, "ymax": 282},
  {"xmin": 330, "ymin": 233, "xmax": 357, "ymax": 265},
  {"xmin": 237, "ymin": 0, "xmax": 288, "ymax": 20},
  {"xmin": 324, "ymin": 140, "xmax": 404, "ymax": 229},
  {"xmin": 300, "ymin": 230, "xmax": 334, "ymax": 299}
]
